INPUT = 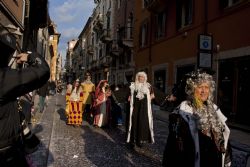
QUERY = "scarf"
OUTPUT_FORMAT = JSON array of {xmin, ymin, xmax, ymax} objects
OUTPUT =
[
  {"xmin": 192, "ymin": 101, "xmax": 226, "ymax": 153},
  {"xmin": 134, "ymin": 83, "xmax": 149, "ymax": 100}
]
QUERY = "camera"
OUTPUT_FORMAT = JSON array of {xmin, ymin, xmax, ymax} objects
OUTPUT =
[{"xmin": 21, "ymin": 118, "xmax": 40, "ymax": 154}]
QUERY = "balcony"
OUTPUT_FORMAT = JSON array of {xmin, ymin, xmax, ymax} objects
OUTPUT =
[
  {"xmin": 145, "ymin": 0, "xmax": 167, "ymax": 13},
  {"xmin": 122, "ymin": 37, "xmax": 133, "ymax": 48},
  {"xmin": 100, "ymin": 29, "xmax": 112, "ymax": 43},
  {"xmin": 110, "ymin": 42, "xmax": 121, "ymax": 57},
  {"xmin": 87, "ymin": 45, "xmax": 94, "ymax": 54},
  {"xmin": 93, "ymin": 13, "xmax": 103, "ymax": 32},
  {"xmin": 117, "ymin": 26, "xmax": 133, "ymax": 48},
  {"xmin": 99, "ymin": 55, "xmax": 112, "ymax": 67}
]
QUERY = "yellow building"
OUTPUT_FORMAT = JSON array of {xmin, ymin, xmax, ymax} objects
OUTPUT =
[{"xmin": 49, "ymin": 23, "xmax": 61, "ymax": 82}]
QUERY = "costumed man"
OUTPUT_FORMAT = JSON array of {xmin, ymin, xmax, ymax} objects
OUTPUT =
[
  {"xmin": 81, "ymin": 72, "xmax": 95, "ymax": 123},
  {"xmin": 126, "ymin": 71, "xmax": 155, "ymax": 148}
]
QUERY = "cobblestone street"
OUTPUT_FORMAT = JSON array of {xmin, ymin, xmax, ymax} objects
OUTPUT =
[
  {"xmin": 30, "ymin": 94, "xmax": 168, "ymax": 167},
  {"xmin": 28, "ymin": 93, "xmax": 250, "ymax": 167}
]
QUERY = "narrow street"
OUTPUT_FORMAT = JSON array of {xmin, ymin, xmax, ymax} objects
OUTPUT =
[
  {"xmin": 28, "ymin": 92, "xmax": 250, "ymax": 167},
  {"xmin": 29, "ymin": 93, "xmax": 168, "ymax": 167}
]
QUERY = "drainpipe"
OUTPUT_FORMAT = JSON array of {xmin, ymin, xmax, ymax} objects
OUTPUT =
[
  {"xmin": 204, "ymin": 0, "xmax": 208, "ymax": 34},
  {"xmin": 149, "ymin": 13, "xmax": 152, "ymax": 63}
]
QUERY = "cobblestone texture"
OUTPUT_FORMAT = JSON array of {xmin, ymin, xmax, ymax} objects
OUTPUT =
[
  {"xmin": 30, "ymin": 94, "xmax": 168, "ymax": 167},
  {"xmin": 29, "ymin": 93, "xmax": 250, "ymax": 167}
]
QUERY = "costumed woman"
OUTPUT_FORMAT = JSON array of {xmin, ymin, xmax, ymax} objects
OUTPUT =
[
  {"xmin": 93, "ymin": 80, "xmax": 111, "ymax": 127},
  {"xmin": 65, "ymin": 79, "xmax": 84, "ymax": 126},
  {"xmin": 126, "ymin": 71, "xmax": 155, "ymax": 148},
  {"xmin": 162, "ymin": 70, "xmax": 232, "ymax": 167}
]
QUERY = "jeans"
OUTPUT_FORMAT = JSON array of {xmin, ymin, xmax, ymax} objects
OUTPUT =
[{"xmin": 39, "ymin": 96, "xmax": 46, "ymax": 112}]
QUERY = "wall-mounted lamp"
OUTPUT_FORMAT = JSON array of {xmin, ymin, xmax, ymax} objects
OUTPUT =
[
  {"xmin": 182, "ymin": 31, "xmax": 188, "ymax": 38},
  {"xmin": 214, "ymin": 44, "xmax": 220, "ymax": 53}
]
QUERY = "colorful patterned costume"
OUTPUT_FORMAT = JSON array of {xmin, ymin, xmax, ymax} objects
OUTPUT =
[{"xmin": 66, "ymin": 85, "xmax": 84, "ymax": 125}]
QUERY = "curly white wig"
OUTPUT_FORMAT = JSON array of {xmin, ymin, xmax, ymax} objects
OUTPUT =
[
  {"xmin": 185, "ymin": 70, "xmax": 215, "ymax": 102},
  {"xmin": 135, "ymin": 71, "xmax": 148, "ymax": 83}
]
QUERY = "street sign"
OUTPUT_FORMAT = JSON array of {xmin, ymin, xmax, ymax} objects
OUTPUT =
[
  {"xmin": 198, "ymin": 52, "xmax": 212, "ymax": 68},
  {"xmin": 199, "ymin": 34, "xmax": 212, "ymax": 51}
]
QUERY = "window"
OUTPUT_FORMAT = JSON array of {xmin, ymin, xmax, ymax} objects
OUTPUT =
[
  {"xmin": 126, "ymin": 13, "xmax": 133, "ymax": 39},
  {"xmin": 139, "ymin": 21, "xmax": 149, "ymax": 48},
  {"xmin": 106, "ymin": 12, "xmax": 111, "ymax": 29},
  {"xmin": 13, "ymin": 0, "xmax": 18, "ymax": 6},
  {"xmin": 219, "ymin": 0, "xmax": 241, "ymax": 8},
  {"xmin": 176, "ymin": 0, "xmax": 193, "ymax": 29},
  {"xmin": 155, "ymin": 12, "xmax": 166, "ymax": 39},
  {"xmin": 117, "ymin": 0, "xmax": 121, "ymax": 9},
  {"xmin": 143, "ymin": 0, "xmax": 149, "ymax": 8}
]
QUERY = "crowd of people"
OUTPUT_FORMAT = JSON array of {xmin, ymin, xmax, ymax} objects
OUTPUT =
[
  {"xmin": 64, "ymin": 69, "xmax": 232, "ymax": 167},
  {"xmin": 0, "ymin": 48, "xmax": 232, "ymax": 167},
  {"xmin": 65, "ymin": 72, "xmax": 123, "ymax": 128}
]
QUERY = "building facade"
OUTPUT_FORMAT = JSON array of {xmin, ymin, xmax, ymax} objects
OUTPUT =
[
  {"xmin": 0, "ymin": 0, "xmax": 25, "ymax": 64},
  {"xmin": 134, "ymin": 0, "xmax": 250, "ymax": 126},
  {"xmin": 112, "ymin": 0, "xmax": 135, "ymax": 85},
  {"xmin": 65, "ymin": 39, "xmax": 77, "ymax": 83},
  {"xmin": 0, "ymin": 0, "xmax": 53, "ymax": 69},
  {"xmin": 46, "ymin": 22, "xmax": 61, "ymax": 82}
]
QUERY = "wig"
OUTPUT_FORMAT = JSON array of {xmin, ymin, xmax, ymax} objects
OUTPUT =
[
  {"xmin": 185, "ymin": 70, "xmax": 215, "ymax": 102},
  {"xmin": 135, "ymin": 71, "xmax": 147, "ymax": 84}
]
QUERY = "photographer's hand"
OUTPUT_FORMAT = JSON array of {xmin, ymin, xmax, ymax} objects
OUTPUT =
[{"xmin": 16, "ymin": 53, "xmax": 28, "ymax": 64}]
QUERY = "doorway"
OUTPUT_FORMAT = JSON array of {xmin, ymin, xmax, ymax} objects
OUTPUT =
[{"xmin": 218, "ymin": 56, "xmax": 250, "ymax": 125}]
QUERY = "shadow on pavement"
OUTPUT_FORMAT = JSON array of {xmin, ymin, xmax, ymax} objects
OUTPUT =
[
  {"xmin": 57, "ymin": 107, "xmax": 67, "ymax": 123},
  {"xmin": 28, "ymin": 124, "xmax": 54, "ymax": 167},
  {"xmin": 81, "ymin": 124, "xmax": 161, "ymax": 167}
]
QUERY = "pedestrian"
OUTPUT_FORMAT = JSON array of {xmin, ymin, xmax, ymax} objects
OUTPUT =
[
  {"xmin": 19, "ymin": 92, "xmax": 33, "ymax": 124},
  {"xmin": 0, "ymin": 52, "xmax": 50, "ymax": 167},
  {"xmin": 109, "ymin": 84, "xmax": 123, "ymax": 127},
  {"xmin": 162, "ymin": 69, "xmax": 232, "ymax": 167},
  {"xmin": 49, "ymin": 81, "xmax": 56, "ymax": 95},
  {"xmin": 37, "ymin": 81, "xmax": 49, "ymax": 113},
  {"xmin": 81, "ymin": 72, "xmax": 95, "ymax": 123},
  {"xmin": 126, "ymin": 71, "xmax": 155, "ymax": 148},
  {"xmin": 93, "ymin": 80, "xmax": 111, "ymax": 128},
  {"xmin": 65, "ymin": 79, "xmax": 84, "ymax": 126},
  {"xmin": 161, "ymin": 75, "xmax": 187, "ymax": 111}
]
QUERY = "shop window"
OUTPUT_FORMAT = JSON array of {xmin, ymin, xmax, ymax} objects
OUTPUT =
[
  {"xmin": 176, "ymin": 65, "xmax": 195, "ymax": 83},
  {"xmin": 154, "ymin": 70, "xmax": 166, "ymax": 93},
  {"xmin": 219, "ymin": 0, "xmax": 241, "ymax": 8}
]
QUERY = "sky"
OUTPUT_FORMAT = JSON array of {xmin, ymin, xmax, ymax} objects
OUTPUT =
[{"xmin": 48, "ymin": 0, "xmax": 95, "ymax": 66}]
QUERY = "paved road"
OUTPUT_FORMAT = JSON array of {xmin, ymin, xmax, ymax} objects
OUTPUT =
[
  {"xmin": 29, "ymin": 93, "xmax": 250, "ymax": 167},
  {"xmin": 29, "ymin": 94, "xmax": 168, "ymax": 167}
]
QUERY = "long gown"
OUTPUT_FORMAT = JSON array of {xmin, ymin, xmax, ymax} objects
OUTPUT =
[
  {"xmin": 93, "ymin": 89, "xmax": 111, "ymax": 127},
  {"xmin": 66, "ymin": 87, "xmax": 84, "ymax": 126}
]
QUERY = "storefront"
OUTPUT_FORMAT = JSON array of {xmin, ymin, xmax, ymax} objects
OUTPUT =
[{"xmin": 218, "ymin": 55, "xmax": 250, "ymax": 126}]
